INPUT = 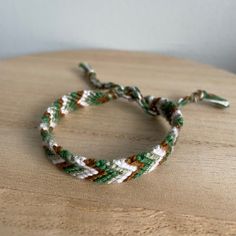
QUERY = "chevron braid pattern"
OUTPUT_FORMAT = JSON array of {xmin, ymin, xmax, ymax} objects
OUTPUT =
[{"xmin": 39, "ymin": 62, "xmax": 229, "ymax": 184}]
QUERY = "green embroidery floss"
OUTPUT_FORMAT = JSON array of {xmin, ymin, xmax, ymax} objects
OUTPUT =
[{"xmin": 39, "ymin": 62, "xmax": 229, "ymax": 184}]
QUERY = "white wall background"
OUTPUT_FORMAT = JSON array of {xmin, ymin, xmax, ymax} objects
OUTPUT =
[{"xmin": 0, "ymin": 0, "xmax": 236, "ymax": 72}]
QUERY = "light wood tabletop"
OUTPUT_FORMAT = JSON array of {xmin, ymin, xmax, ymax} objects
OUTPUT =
[{"xmin": 0, "ymin": 50, "xmax": 236, "ymax": 235}]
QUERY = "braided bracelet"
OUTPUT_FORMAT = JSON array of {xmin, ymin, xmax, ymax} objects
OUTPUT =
[{"xmin": 39, "ymin": 62, "xmax": 229, "ymax": 184}]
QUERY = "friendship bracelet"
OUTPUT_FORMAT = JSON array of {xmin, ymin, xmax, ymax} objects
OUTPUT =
[{"xmin": 39, "ymin": 62, "xmax": 229, "ymax": 184}]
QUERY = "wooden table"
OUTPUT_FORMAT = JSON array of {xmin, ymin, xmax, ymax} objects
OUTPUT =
[{"xmin": 0, "ymin": 50, "xmax": 236, "ymax": 235}]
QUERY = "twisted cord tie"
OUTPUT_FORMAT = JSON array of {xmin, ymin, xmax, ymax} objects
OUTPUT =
[{"xmin": 79, "ymin": 62, "xmax": 229, "ymax": 116}]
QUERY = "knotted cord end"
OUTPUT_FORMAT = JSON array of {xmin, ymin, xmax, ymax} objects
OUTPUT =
[
  {"xmin": 78, "ymin": 62, "xmax": 96, "ymax": 77},
  {"xmin": 178, "ymin": 90, "xmax": 230, "ymax": 109},
  {"xmin": 202, "ymin": 90, "xmax": 230, "ymax": 108}
]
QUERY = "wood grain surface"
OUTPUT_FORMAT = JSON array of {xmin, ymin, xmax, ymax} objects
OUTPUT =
[{"xmin": 0, "ymin": 50, "xmax": 236, "ymax": 236}]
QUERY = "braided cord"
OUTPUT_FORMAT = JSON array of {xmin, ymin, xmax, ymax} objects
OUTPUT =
[{"xmin": 39, "ymin": 62, "xmax": 229, "ymax": 184}]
